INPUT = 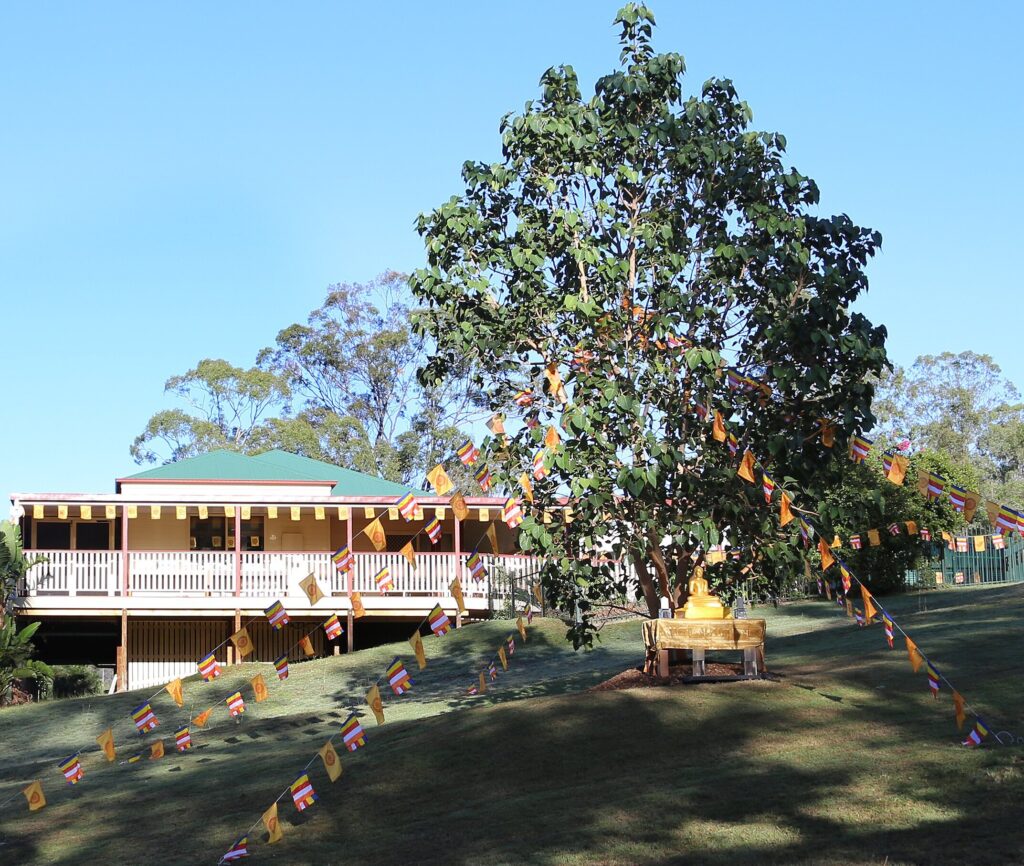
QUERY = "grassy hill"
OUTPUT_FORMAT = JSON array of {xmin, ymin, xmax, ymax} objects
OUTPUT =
[{"xmin": 2, "ymin": 585, "xmax": 1023, "ymax": 865}]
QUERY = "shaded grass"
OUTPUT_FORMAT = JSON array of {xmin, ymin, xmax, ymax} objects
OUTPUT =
[{"xmin": 2, "ymin": 587, "xmax": 1024, "ymax": 865}]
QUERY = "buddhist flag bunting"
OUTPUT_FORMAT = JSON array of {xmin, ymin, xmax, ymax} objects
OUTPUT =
[
  {"xmin": 331, "ymin": 546, "xmax": 354, "ymax": 574},
  {"xmin": 860, "ymin": 585, "xmax": 878, "ymax": 624},
  {"xmin": 948, "ymin": 485, "xmax": 967, "ymax": 512},
  {"xmin": 426, "ymin": 464, "xmax": 454, "ymax": 496},
  {"xmin": 467, "ymin": 550, "xmax": 485, "ymax": 581},
  {"xmin": 263, "ymin": 802, "xmax": 283, "ymax": 844},
  {"xmin": 291, "ymin": 774, "xmax": 318, "ymax": 812},
  {"xmin": 883, "ymin": 615, "xmax": 894, "ymax": 648},
  {"xmin": 400, "ymin": 541, "xmax": 416, "ymax": 569},
  {"xmin": 486, "ymin": 522, "xmax": 500, "ymax": 554},
  {"xmin": 840, "ymin": 565, "xmax": 852, "ymax": 594},
  {"xmin": 58, "ymin": 754, "xmax": 84, "ymax": 784},
  {"xmin": 374, "ymin": 566, "xmax": 393, "ymax": 593},
  {"xmin": 450, "ymin": 576, "xmax": 467, "ymax": 613},
  {"xmin": 165, "ymin": 678, "xmax": 184, "ymax": 708},
  {"xmin": 955, "ymin": 537, "xmax": 968, "ymax": 553},
  {"xmin": 926, "ymin": 662, "xmax": 940, "ymax": 697},
  {"xmin": 428, "ymin": 604, "xmax": 452, "ymax": 636},
  {"xmin": 818, "ymin": 538, "xmax": 835, "ymax": 570},
  {"xmin": 366, "ymin": 683, "xmax": 385, "ymax": 724},
  {"xmin": 762, "ymin": 474, "xmax": 775, "ymax": 504},
  {"xmin": 175, "ymin": 726, "xmax": 192, "ymax": 752},
  {"xmin": 779, "ymin": 492, "xmax": 794, "ymax": 526},
  {"xmin": 993, "ymin": 534, "xmax": 1005, "ymax": 550},
  {"xmin": 906, "ymin": 636, "xmax": 923, "ymax": 673},
  {"xmin": 274, "ymin": 655, "xmax": 289, "ymax": 680},
  {"xmin": 222, "ymin": 836, "xmax": 248, "ymax": 861},
  {"xmin": 952, "ymin": 691, "xmax": 966, "ymax": 731},
  {"xmin": 920, "ymin": 527, "xmax": 932, "ymax": 541},
  {"xmin": 324, "ymin": 614, "xmax": 344, "ymax": 640},
  {"xmin": 299, "ymin": 635, "xmax": 316, "ymax": 657},
  {"xmin": 507, "ymin": 636, "xmax": 516, "ymax": 655},
  {"xmin": 265, "ymin": 600, "xmax": 289, "ymax": 630},
  {"xmin": 973, "ymin": 535, "xmax": 986, "ymax": 553},
  {"xmin": 457, "ymin": 439, "xmax": 480, "ymax": 466},
  {"xmin": 450, "ymin": 491, "xmax": 469, "ymax": 521},
  {"xmin": 712, "ymin": 411, "xmax": 727, "ymax": 443},
  {"xmin": 888, "ymin": 522, "xmax": 901, "ymax": 536},
  {"xmin": 194, "ymin": 708, "xmax": 213, "ymax": 728},
  {"xmin": 425, "ymin": 518, "xmax": 443, "ymax": 544},
  {"xmin": 341, "ymin": 714, "xmax": 366, "ymax": 751},
  {"xmin": 532, "ymin": 448, "xmax": 549, "ymax": 480},
  {"xmin": 132, "ymin": 702, "xmax": 158, "ymax": 733},
  {"xmin": 488, "ymin": 660, "xmax": 498, "ymax": 681},
  {"xmin": 849, "ymin": 435, "xmax": 873, "ymax": 462},
  {"xmin": 251, "ymin": 673, "xmax": 269, "ymax": 703},
  {"xmin": 409, "ymin": 629, "xmax": 427, "ymax": 669},
  {"xmin": 868, "ymin": 529, "xmax": 881, "ymax": 547},
  {"xmin": 996, "ymin": 505, "xmax": 1019, "ymax": 535},
  {"xmin": 963, "ymin": 718, "xmax": 990, "ymax": 747},
  {"xmin": 396, "ymin": 492, "xmax": 417, "ymax": 521},
  {"xmin": 926, "ymin": 472, "xmax": 946, "ymax": 500},
  {"xmin": 23, "ymin": 781, "xmax": 46, "ymax": 811},
  {"xmin": 150, "ymin": 740, "xmax": 165, "ymax": 760},
  {"xmin": 96, "ymin": 728, "xmax": 116, "ymax": 762},
  {"xmin": 883, "ymin": 452, "xmax": 909, "ymax": 485},
  {"xmin": 319, "ymin": 740, "xmax": 343, "ymax": 783},
  {"xmin": 366, "ymin": 518, "xmax": 387, "ymax": 551},
  {"xmin": 198, "ymin": 653, "xmax": 222, "ymax": 682},
  {"xmin": 230, "ymin": 626, "xmax": 253, "ymax": 659},
  {"xmin": 502, "ymin": 497, "xmax": 523, "ymax": 528},
  {"xmin": 226, "ymin": 691, "xmax": 245, "ymax": 717},
  {"xmin": 498, "ymin": 645, "xmax": 508, "ymax": 671},
  {"xmin": 475, "ymin": 464, "xmax": 493, "ymax": 492},
  {"xmin": 351, "ymin": 592, "xmax": 366, "ymax": 618},
  {"xmin": 387, "ymin": 657, "xmax": 413, "ymax": 695},
  {"xmin": 850, "ymin": 534, "xmax": 862, "ymax": 550},
  {"xmin": 727, "ymin": 433, "xmax": 739, "ymax": 457},
  {"xmin": 517, "ymin": 616, "xmax": 527, "ymax": 641}
]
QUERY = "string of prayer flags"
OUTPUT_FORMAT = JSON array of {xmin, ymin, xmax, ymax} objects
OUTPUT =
[
  {"xmin": 194, "ymin": 708, "xmax": 213, "ymax": 728},
  {"xmin": 251, "ymin": 673, "xmax": 269, "ymax": 703},
  {"xmin": 503, "ymin": 497, "xmax": 523, "ymax": 528},
  {"xmin": 949, "ymin": 485, "xmax": 967, "ymax": 512},
  {"xmin": 450, "ymin": 576, "xmax": 467, "ymax": 613},
  {"xmin": 366, "ymin": 517, "xmax": 387, "ymax": 552},
  {"xmin": 467, "ymin": 550, "xmax": 485, "ymax": 581},
  {"xmin": 906, "ymin": 637, "xmax": 923, "ymax": 673},
  {"xmin": 175, "ymin": 727, "xmax": 192, "ymax": 751},
  {"xmin": 22, "ymin": 781, "xmax": 46, "ymax": 812},
  {"xmin": 409, "ymin": 629, "xmax": 427, "ymax": 670},
  {"xmin": 351, "ymin": 592, "xmax": 366, "ymax": 619},
  {"xmin": 883, "ymin": 452, "xmax": 909, "ymax": 485},
  {"xmin": 265, "ymin": 600, "xmax": 289, "ymax": 630},
  {"xmin": 230, "ymin": 626, "xmax": 253, "ymax": 659},
  {"xmin": 762, "ymin": 473, "xmax": 775, "ymax": 504},
  {"xmin": 450, "ymin": 491, "xmax": 469, "ymax": 521},
  {"xmin": 428, "ymin": 604, "xmax": 452, "ymax": 636},
  {"xmin": 198, "ymin": 653, "xmax": 222, "ymax": 681},
  {"xmin": 291, "ymin": 774, "xmax": 318, "ymax": 812},
  {"xmin": 953, "ymin": 691, "xmax": 966, "ymax": 731},
  {"xmin": 475, "ymin": 464, "xmax": 493, "ymax": 492},
  {"xmin": 883, "ymin": 615, "xmax": 894, "ymax": 648},
  {"xmin": 926, "ymin": 662, "xmax": 941, "ymax": 698},
  {"xmin": 387, "ymin": 658, "xmax": 412, "ymax": 695},
  {"xmin": 860, "ymin": 584, "xmax": 878, "ymax": 623},
  {"xmin": 366, "ymin": 684, "xmax": 385, "ymax": 724},
  {"xmin": 400, "ymin": 541, "xmax": 417, "ymax": 569},
  {"xmin": 319, "ymin": 740, "xmax": 343, "ymax": 783},
  {"xmin": 779, "ymin": 492, "xmax": 794, "ymax": 526},
  {"xmin": 925, "ymin": 472, "xmax": 945, "ymax": 500},
  {"xmin": 299, "ymin": 635, "xmax": 316, "ymax": 657},
  {"xmin": 324, "ymin": 614, "xmax": 344, "ymax": 640},
  {"xmin": 818, "ymin": 538, "xmax": 835, "ymax": 570},
  {"xmin": 868, "ymin": 529, "xmax": 881, "ymax": 547},
  {"xmin": 82, "ymin": 733, "xmax": 116, "ymax": 770},
  {"xmin": 263, "ymin": 802, "xmax": 284, "ymax": 844},
  {"xmin": 498, "ymin": 645, "xmax": 508, "ymax": 671},
  {"xmin": 457, "ymin": 439, "xmax": 480, "ymax": 466},
  {"xmin": 58, "ymin": 754, "xmax": 84, "ymax": 784},
  {"xmin": 963, "ymin": 718, "xmax": 990, "ymax": 747},
  {"xmin": 532, "ymin": 448, "xmax": 549, "ymax": 480},
  {"xmin": 341, "ymin": 714, "xmax": 366, "ymax": 751},
  {"xmin": 425, "ymin": 517, "xmax": 443, "ymax": 544},
  {"xmin": 397, "ymin": 492, "xmax": 418, "ymax": 521},
  {"xmin": 374, "ymin": 567, "xmax": 393, "ymax": 593},
  {"xmin": 132, "ymin": 702, "xmax": 159, "ymax": 733},
  {"xmin": 226, "ymin": 691, "xmax": 246, "ymax": 717},
  {"xmin": 849, "ymin": 435, "xmax": 873, "ymax": 462},
  {"xmin": 426, "ymin": 463, "xmax": 454, "ymax": 496},
  {"xmin": 274, "ymin": 655, "xmax": 289, "ymax": 680},
  {"xmin": 150, "ymin": 740, "xmax": 165, "ymax": 760},
  {"xmin": 222, "ymin": 836, "xmax": 248, "ymax": 861},
  {"xmin": 887, "ymin": 522, "xmax": 901, "ymax": 536},
  {"xmin": 331, "ymin": 546, "xmax": 354, "ymax": 575},
  {"xmin": 165, "ymin": 677, "xmax": 184, "ymax": 708}
]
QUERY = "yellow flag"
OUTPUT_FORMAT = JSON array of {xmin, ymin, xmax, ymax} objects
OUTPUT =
[
  {"xmin": 434, "ymin": 506, "xmax": 446, "ymax": 519},
  {"xmin": 737, "ymin": 450, "xmax": 756, "ymax": 483},
  {"xmin": 867, "ymin": 528, "xmax": 881, "ymax": 547},
  {"xmin": 823, "ymin": 580, "xmax": 832, "ymax": 600},
  {"xmin": 409, "ymin": 629, "xmax": 427, "ymax": 670},
  {"xmin": 319, "ymin": 740, "xmax": 343, "ymax": 782},
  {"xmin": 498, "ymin": 645, "xmax": 508, "ymax": 671},
  {"xmin": 905, "ymin": 521, "xmax": 918, "ymax": 535},
  {"xmin": 844, "ymin": 598, "xmax": 853, "ymax": 618},
  {"xmin": 150, "ymin": 504, "xmax": 160, "ymax": 520},
  {"xmin": 267, "ymin": 505, "xmax": 277, "ymax": 519},
  {"xmin": 175, "ymin": 504, "xmax": 186, "ymax": 520},
  {"xmin": 973, "ymin": 535, "xmax": 986, "ymax": 553},
  {"xmin": 197, "ymin": 504, "xmax": 208, "ymax": 519},
  {"xmin": 126, "ymin": 504, "xmax": 137, "ymax": 519},
  {"xmin": 32, "ymin": 504, "xmax": 44, "ymax": 519},
  {"xmin": 366, "ymin": 517, "xmax": 387, "ymax": 551},
  {"xmin": 351, "ymin": 592, "xmax": 365, "ymax": 619},
  {"xmin": 230, "ymin": 626, "xmax": 253, "ymax": 659},
  {"xmin": 426, "ymin": 464, "xmax": 454, "ymax": 496},
  {"xmin": 818, "ymin": 538, "xmax": 835, "ymax": 571},
  {"xmin": 315, "ymin": 506, "xmax": 325, "ymax": 521},
  {"xmin": 400, "ymin": 541, "xmax": 416, "ymax": 569},
  {"xmin": 916, "ymin": 469, "xmax": 930, "ymax": 497},
  {"xmin": 366, "ymin": 684, "xmax": 385, "ymax": 725},
  {"xmin": 860, "ymin": 585, "xmax": 877, "ymax": 623},
  {"xmin": 299, "ymin": 573, "xmax": 325, "ymax": 605},
  {"xmin": 81, "ymin": 504, "xmax": 92, "ymax": 520},
  {"xmin": 165, "ymin": 678, "xmax": 184, "ymax": 708},
  {"xmin": 150, "ymin": 740, "xmax": 165, "ymax": 760},
  {"xmin": 288, "ymin": 506, "xmax": 299, "ymax": 521},
  {"xmin": 96, "ymin": 728, "xmax": 116, "ymax": 762},
  {"xmin": 486, "ymin": 412, "xmax": 506, "ymax": 435},
  {"xmin": 779, "ymin": 493, "xmax": 794, "ymax": 527},
  {"xmin": 712, "ymin": 411, "xmax": 727, "ymax": 443},
  {"xmin": 241, "ymin": 505, "xmax": 251, "ymax": 520},
  {"xmin": 194, "ymin": 707, "xmax": 213, "ymax": 728},
  {"xmin": 478, "ymin": 508, "xmax": 490, "ymax": 522},
  {"xmin": 22, "ymin": 781, "xmax": 46, "ymax": 812},
  {"xmin": 56, "ymin": 505, "xmax": 67, "ymax": 519},
  {"xmin": 338, "ymin": 505, "xmax": 350, "ymax": 520},
  {"xmin": 251, "ymin": 673, "xmax": 269, "ymax": 703},
  {"xmin": 952, "ymin": 690, "xmax": 966, "ymax": 731},
  {"xmin": 450, "ymin": 491, "xmax": 469, "ymax": 522},
  {"xmin": 223, "ymin": 505, "xmax": 235, "ymax": 519},
  {"xmin": 519, "ymin": 472, "xmax": 534, "ymax": 504},
  {"xmin": 533, "ymin": 582, "xmax": 544, "ymax": 605},
  {"xmin": 819, "ymin": 419, "xmax": 835, "ymax": 448},
  {"xmin": 450, "ymin": 576, "xmax": 467, "ymax": 613},
  {"xmin": 517, "ymin": 617, "xmax": 527, "ymax": 641},
  {"xmin": 905, "ymin": 636, "xmax": 923, "ymax": 673},
  {"xmin": 105, "ymin": 504, "xmax": 116, "ymax": 520},
  {"xmin": 479, "ymin": 671, "xmax": 487, "ymax": 694},
  {"xmin": 544, "ymin": 425, "xmax": 561, "ymax": 450},
  {"xmin": 830, "ymin": 534, "xmax": 841, "ymax": 549},
  {"xmin": 388, "ymin": 507, "xmax": 399, "ymax": 521},
  {"xmin": 298, "ymin": 635, "xmax": 315, "ymax": 658},
  {"xmin": 886, "ymin": 454, "xmax": 909, "ymax": 485},
  {"xmin": 263, "ymin": 802, "xmax": 283, "ymax": 844},
  {"xmin": 362, "ymin": 506, "xmax": 375, "ymax": 519},
  {"xmin": 486, "ymin": 523, "xmax": 500, "ymax": 555}
]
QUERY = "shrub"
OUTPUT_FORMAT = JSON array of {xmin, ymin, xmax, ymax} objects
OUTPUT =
[{"xmin": 51, "ymin": 664, "xmax": 103, "ymax": 699}]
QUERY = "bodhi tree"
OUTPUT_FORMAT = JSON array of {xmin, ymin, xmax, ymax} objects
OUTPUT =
[{"xmin": 412, "ymin": 4, "xmax": 888, "ymax": 645}]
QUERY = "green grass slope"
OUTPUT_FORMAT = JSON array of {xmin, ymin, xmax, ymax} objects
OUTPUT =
[{"xmin": 2, "ymin": 586, "xmax": 1023, "ymax": 865}]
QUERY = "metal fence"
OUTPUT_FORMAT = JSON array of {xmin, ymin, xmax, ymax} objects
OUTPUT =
[{"xmin": 906, "ymin": 525, "xmax": 1024, "ymax": 588}]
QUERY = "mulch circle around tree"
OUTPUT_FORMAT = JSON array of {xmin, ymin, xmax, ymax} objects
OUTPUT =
[{"xmin": 591, "ymin": 664, "xmax": 777, "ymax": 692}]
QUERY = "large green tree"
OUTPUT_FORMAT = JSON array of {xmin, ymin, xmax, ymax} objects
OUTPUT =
[{"xmin": 411, "ymin": 4, "xmax": 889, "ymax": 645}]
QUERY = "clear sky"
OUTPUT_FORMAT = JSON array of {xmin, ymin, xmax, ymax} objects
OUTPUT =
[{"xmin": 2, "ymin": 1, "xmax": 1022, "ymax": 499}]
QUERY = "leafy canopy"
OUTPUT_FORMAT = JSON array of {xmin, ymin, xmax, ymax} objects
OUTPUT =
[{"xmin": 412, "ymin": 4, "xmax": 888, "ymax": 645}]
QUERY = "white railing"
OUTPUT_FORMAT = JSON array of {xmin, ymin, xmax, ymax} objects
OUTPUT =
[
  {"xmin": 129, "ymin": 551, "xmax": 235, "ymax": 596},
  {"xmin": 351, "ymin": 551, "xmax": 460, "ymax": 596},
  {"xmin": 19, "ymin": 550, "xmax": 122, "ymax": 596},
  {"xmin": 241, "ymin": 551, "xmax": 333, "ymax": 597}
]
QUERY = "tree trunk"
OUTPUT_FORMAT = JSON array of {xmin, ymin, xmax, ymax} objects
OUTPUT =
[{"xmin": 630, "ymin": 552, "xmax": 661, "ymax": 618}]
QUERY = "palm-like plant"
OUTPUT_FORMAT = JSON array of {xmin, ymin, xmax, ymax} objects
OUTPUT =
[
  {"xmin": 0, "ymin": 520, "xmax": 51, "ymax": 705},
  {"xmin": 1, "ymin": 520, "xmax": 45, "ymax": 624}
]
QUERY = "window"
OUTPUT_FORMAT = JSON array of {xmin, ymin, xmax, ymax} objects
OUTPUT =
[
  {"xmin": 241, "ymin": 517, "xmax": 264, "ymax": 551},
  {"xmin": 190, "ymin": 517, "xmax": 226, "ymax": 551},
  {"xmin": 35, "ymin": 522, "xmax": 71, "ymax": 550}
]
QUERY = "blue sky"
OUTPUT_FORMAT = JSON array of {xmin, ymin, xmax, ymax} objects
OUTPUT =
[{"xmin": 2, "ymin": 2, "xmax": 1022, "ymax": 498}]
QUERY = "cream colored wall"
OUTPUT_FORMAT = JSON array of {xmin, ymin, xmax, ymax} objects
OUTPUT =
[
  {"xmin": 262, "ymin": 515, "xmax": 332, "ymax": 551},
  {"xmin": 128, "ymin": 515, "xmax": 190, "ymax": 550}
]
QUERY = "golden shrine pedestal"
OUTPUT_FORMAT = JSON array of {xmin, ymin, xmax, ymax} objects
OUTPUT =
[{"xmin": 641, "ymin": 618, "xmax": 767, "ymax": 679}]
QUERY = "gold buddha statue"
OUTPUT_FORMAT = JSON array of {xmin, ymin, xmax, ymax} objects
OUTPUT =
[{"xmin": 677, "ymin": 567, "xmax": 732, "ymax": 620}]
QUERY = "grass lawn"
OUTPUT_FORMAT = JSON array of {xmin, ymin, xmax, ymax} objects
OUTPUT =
[{"xmin": 2, "ymin": 585, "xmax": 1023, "ymax": 865}]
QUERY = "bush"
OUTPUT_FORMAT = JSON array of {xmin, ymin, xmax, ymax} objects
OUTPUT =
[{"xmin": 51, "ymin": 665, "xmax": 103, "ymax": 699}]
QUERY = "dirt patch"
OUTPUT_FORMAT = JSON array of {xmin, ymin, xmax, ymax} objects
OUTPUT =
[{"xmin": 590, "ymin": 663, "xmax": 765, "ymax": 691}]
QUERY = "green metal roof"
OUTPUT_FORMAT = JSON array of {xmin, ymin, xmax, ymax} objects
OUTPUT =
[{"xmin": 120, "ymin": 449, "xmax": 425, "ymax": 497}]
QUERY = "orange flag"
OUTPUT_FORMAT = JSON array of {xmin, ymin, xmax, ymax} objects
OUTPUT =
[
  {"xmin": 366, "ymin": 517, "xmax": 387, "ymax": 551},
  {"xmin": 737, "ymin": 451, "xmax": 756, "ymax": 483},
  {"xmin": 230, "ymin": 626, "xmax": 253, "ymax": 659},
  {"xmin": 450, "ymin": 491, "xmax": 469, "ymax": 522},
  {"xmin": 263, "ymin": 802, "xmax": 283, "ymax": 844},
  {"xmin": 712, "ymin": 411, "xmax": 727, "ymax": 443},
  {"xmin": 519, "ymin": 472, "xmax": 534, "ymax": 504},
  {"xmin": 486, "ymin": 412, "xmax": 506, "ymax": 435},
  {"xmin": 400, "ymin": 541, "xmax": 416, "ymax": 569},
  {"xmin": 251, "ymin": 673, "xmax": 269, "ymax": 703},
  {"xmin": 544, "ymin": 425, "xmax": 561, "ymax": 450},
  {"xmin": 844, "ymin": 598, "xmax": 854, "ymax": 618},
  {"xmin": 486, "ymin": 523, "xmax": 500, "ymax": 555},
  {"xmin": 818, "ymin": 419, "xmax": 835, "ymax": 448},
  {"xmin": 165, "ymin": 678, "xmax": 184, "ymax": 708},
  {"xmin": 779, "ymin": 493, "xmax": 794, "ymax": 526},
  {"xmin": 299, "ymin": 635, "xmax": 316, "ymax": 657},
  {"xmin": 867, "ymin": 528, "xmax": 881, "ymax": 547},
  {"xmin": 885, "ymin": 454, "xmax": 909, "ymax": 485},
  {"xmin": 450, "ymin": 576, "xmax": 467, "ymax": 613},
  {"xmin": 319, "ymin": 740, "xmax": 343, "ymax": 783},
  {"xmin": 818, "ymin": 538, "xmax": 835, "ymax": 570},
  {"xmin": 426, "ymin": 464, "xmax": 454, "ymax": 496},
  {"xmin": 905, "ymin": 636, "xmax": 923, "ymax": 673},
  {"xmin": 952, "ymin": 691, "xmax": 966, "ymax": 731},
  {"xmin": 478, "ymin": 671, "xmax": 487, "ymax": 694},
  {"xmin": 351, "ymin": 592, "xmax": 366, "ymax": 618},
  {"xmin": 408, "ymin": 629, "xmax": 427, "ymax": 670},
  {"xmin": 193, "ymin": 707, "xmax": 213, "ymax": 728},
  {"xmin": 150, "ymin": 740, "xmax": 165, "ymax": 760},
  {"xmin": 860, "ymin": 585, "xmax": 878, "ymax": 624},
  {"xmin": 905, "ymin": 521, "xmax": 918, "ymax": 535},
  {"xmin": 516, "ymin": 617, "xmax": 527, "ymax": 641},
  {"xmin": 366, "ymin": 684, "xmax": 385, "ymax": 725},
  {"xmin": 498, "ymin": 645, "xmax": 508, "ymax": 671},
  {"xmin": 299, "ymin": 573, "xmax": 325, "ymax": 605},
  {"xmin": 962, "ymin": 490, "xmax": 981, "ymax": 523},
  {"xmin": 96, "ymin": 728, "xmax": 116, "ymax": 762},
  {"xmin": 22, "ymin": 781, "xmax": 46, "ymax": 812}
]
